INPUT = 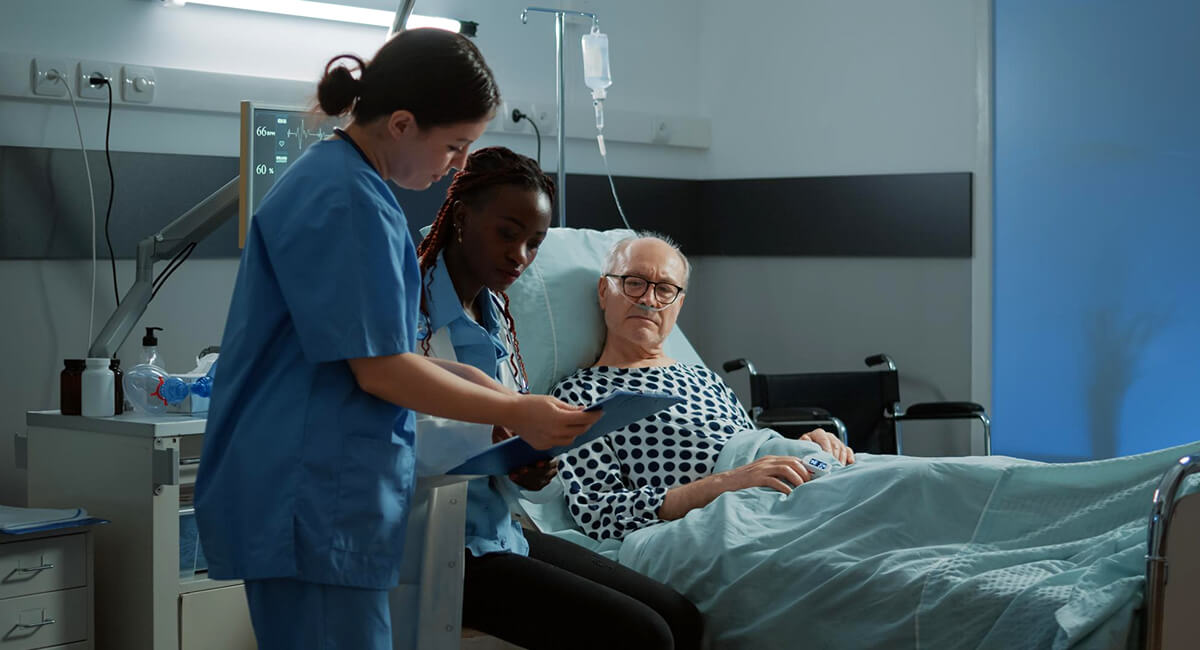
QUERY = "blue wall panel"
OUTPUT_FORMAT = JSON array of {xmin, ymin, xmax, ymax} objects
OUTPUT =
[{"xmin": 994, "ymin": 1, "xmax": 1200, "ymax": 460}]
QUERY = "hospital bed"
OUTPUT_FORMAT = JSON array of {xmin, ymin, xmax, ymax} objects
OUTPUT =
[{"xmin": 396, "ymin": 227, "xmax": 1200, "ymax": 650}]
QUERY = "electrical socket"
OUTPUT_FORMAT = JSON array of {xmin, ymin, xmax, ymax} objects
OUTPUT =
[
  {"xmin": 502, "ymin": 100, "xmax": 534, "ymax": 133},
  {"xmin": 78, "ymin": 60, "xmax": 116, "ymax": 100},
  {"xmin": 31, "ymin": 58, "xmax": 68, "ymax": 97},
  {"xmin": 529, "ymin": 103, "xmax": 557, "ymax": 137}
]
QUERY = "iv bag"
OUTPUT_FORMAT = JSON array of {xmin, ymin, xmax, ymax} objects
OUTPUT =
[{"xmin": 582, "ymin": 28, "xmax": 611, "ymax": 94}]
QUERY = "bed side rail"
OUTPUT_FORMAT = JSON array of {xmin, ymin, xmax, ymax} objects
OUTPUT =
[{"xmin": 1145, "ymin": 452, "xmax": 1200, "ymax": 650}]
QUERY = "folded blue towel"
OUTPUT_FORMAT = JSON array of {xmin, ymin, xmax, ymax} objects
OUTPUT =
[{"xmin": 0, "ymin": 504, "xmax": 93, "ymax": 534}]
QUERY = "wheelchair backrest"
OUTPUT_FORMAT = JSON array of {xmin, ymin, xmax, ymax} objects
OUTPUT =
[{"xmin": 751, "ymin": 369, "xmax": 902, "ymax": 454}]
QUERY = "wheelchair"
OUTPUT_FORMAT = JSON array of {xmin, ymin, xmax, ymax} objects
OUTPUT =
[{"xmin": 723, "ymin": 354, "xmax": 991, "ymax": 455}]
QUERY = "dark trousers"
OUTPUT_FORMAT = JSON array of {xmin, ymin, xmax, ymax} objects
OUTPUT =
[{"xmin": 463, "ymin": 528, "xmax": 705, "ymax": 650}]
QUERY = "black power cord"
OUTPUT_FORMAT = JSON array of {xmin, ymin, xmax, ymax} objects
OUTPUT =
[
  {"xmin": 89, "ymin": 74, "xmax": 119, "ymax": 306},
  {"xmin": 152, "ymin": 242, "xmax": 197, "ymax": 301},
  {"xmin": 84, "ymin": 74, "xmax": 196, "ymax": 306},
  {"xmin": 511, "ymin": 108, "xmax": 542, "ymax": 166}
]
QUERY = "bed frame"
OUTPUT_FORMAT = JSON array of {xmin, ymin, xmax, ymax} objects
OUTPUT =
[{"xmin": 1144, "ymin": 452, "xmax": 1200, "ymax": 650}]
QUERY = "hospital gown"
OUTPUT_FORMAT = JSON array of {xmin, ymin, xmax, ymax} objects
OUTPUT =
[{"xmin": 551, "ymin": 363, "xmax": 752, "ymax": 540}]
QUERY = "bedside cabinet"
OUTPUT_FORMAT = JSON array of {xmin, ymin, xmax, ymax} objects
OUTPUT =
[
  {"xmin": 0, "ymin": 526, "xmax": 94, "ymax": 650},
  {"xmin": 24, "ymin": 411, "xmax": 255, "ymax": 650}
]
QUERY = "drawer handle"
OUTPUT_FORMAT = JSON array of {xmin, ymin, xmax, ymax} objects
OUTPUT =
[
  {"xmin": 16, "ymin": 562, "xmax": 55, "ymax": 573},
  {"xmin": 16, "ymin": 616, "xmax": 56, "ymax": 629}
]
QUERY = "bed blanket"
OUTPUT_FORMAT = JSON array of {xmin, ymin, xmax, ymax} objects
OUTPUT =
[{"xmin": 612, "ymin": 430, "xmax": 1199, "ymax": 649}]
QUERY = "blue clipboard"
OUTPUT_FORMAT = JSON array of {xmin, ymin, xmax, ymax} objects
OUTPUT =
[{"xmin": 446, "ymin": 390, "xmax": 685, "ymax": 476}]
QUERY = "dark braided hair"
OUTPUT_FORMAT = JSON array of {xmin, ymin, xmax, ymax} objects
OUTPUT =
[{"xmin": 417, "ymin": 147, "xmax": 555, "ymax": 390}]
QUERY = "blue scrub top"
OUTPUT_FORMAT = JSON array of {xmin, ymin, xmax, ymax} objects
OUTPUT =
[
  {"xmin": 421, "ymin": 254, "xmax": 529, "ymax": 557},
  {"xmin": 195, "ymin": 136, "xmax": 422, "ymax": 590}
]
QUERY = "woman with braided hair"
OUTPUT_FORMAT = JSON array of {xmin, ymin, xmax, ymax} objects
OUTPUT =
[
  {"xmin": 195, "ymin": 31, "xmax": 601, "ymax": 650},
  {"xmin": 415, "ymin": 146, "xmax": 705, "ymax": 650}
]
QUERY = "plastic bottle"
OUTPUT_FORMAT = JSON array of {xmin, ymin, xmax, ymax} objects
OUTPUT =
[
  {"xmin": 60, "ymin": 359, "xmax": 85, "ymax": 415},
  {"xmin": 81, "ymin": 357, "xmax": 116, "ymax": 417},
  {"xmin": 141, "ymin": 327, "xmax": 163, "ymax": 367},
  {"xmin": 110, "ymin": 359, "xmax": 125, "ymax": 415}
]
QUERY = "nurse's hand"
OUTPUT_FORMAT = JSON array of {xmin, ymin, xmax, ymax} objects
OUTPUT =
[{"xmin": 505, "ymin": 395, "xmax": 603, "ymax": 450}]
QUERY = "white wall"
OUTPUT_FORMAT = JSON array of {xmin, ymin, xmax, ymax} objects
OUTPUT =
[
  {"xmin": 0, "ymin": 0, "xmax": 708, "ymax": 174},
  {"xmin": 0, "ymin": 0, "xmax": 706, "ymax": 505},
  {"xmin": 680, "ymin": 0, "xmax": 991, "ymax": 456},
  {"xmin": 0, "ymin": 0, "xmax": 992, "ymax": 504}
]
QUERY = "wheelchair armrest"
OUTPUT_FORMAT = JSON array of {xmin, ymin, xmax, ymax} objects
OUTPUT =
[
  {"xmin": 723, "ymin": 358, "xmax": 755, "ymax": 375},
  {"xmin": 755, "ymin": 408, "xmax": 847, "ymax": 443},
  {"xmin": 897, "ymin": 401, "xmax": 987, "ymax": 420},
  {"xmin": 864, "ymin": 353, "xmax": 896, "ymax": 370},
  {"xmin": 756, "ymin": 406, "xmax": 836, "ymax": 424}
]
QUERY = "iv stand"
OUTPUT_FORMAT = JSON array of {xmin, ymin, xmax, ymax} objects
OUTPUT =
[{"xmin": 521, "ymin": 7, "xmax": 598, "ymax": 228}]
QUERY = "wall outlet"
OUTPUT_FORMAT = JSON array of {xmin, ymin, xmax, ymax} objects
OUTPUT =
[
  {"xmin": 78, "ymin": 60, "xmax": 116, "ymax": 100},
  {"xmin": 651, "ymin": 118, "xmax": 671, "ymax": 145},
  {"xmin": 122, "ymin": 65, "xmax": 156, "ymax": 104},
  {"xmin": 529, "ymin": 103, "xmax": 557, "ymax": 137},
  {"xmin": 502, "ymin": 100, "xmax": 534, "ymax": 133},
  {"xmin": 30, "ymin": 58, "xmax": 68, "ymax": 96}
]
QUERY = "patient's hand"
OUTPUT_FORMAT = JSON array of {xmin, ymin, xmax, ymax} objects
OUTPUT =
[
  {"xmin": 493, "ymin": 425, "xmax": 515, "ymax": 443},
  {"xmin": 660, "ymin": 455, "xmax": 812, "ymax": 520},
  {"xmin": 721, "ymin": 455, "xmax": 812, "ymax": 496},
  {"xmin": 800, "ymin": 429, "xmax": 856, "ymax": 465},
  {"xmin": 510, "ymin": 458, "xmax": 559, "ymax": 491},
  {"xmin": 494, "ymin": 425, "xmax": 561, "ymax": 490}
]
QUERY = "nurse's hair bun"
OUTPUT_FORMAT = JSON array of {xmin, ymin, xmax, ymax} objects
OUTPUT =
[
  {"xmin": 313, "ymin": 29, "xmax": 500, "ymax": 128},
  {"xmin": 317, "ymin": 54, "xmax": 366, "ymax": 117}
]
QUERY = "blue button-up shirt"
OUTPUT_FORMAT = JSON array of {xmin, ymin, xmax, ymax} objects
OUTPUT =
[
  {"xmin": 196, "ymin": 137, "xmax": 421, "ymax": 589},
  {"xmin": 420, "ymin": 254, "xmax": 529, "ymax": 557}
]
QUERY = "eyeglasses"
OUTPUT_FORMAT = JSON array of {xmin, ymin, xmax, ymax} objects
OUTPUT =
[{"xmin": 604, "ymin": 274, "xmax": 685, "ymax": 305}]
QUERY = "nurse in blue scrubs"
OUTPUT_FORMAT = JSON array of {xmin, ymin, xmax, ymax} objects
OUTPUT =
[{"xmin": 194, "ymin": 29, "xmax": 601, "ymax": 650}]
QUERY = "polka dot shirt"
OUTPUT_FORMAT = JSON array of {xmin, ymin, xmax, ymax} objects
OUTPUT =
[{"xmin": 551, "ymin": 364, "xmax": 754, "ymax": 541}]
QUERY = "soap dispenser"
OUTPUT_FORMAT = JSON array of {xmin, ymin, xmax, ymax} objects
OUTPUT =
[{"xmin": 141, "ymin": 327, "xmax": 163, "ymax": 368}]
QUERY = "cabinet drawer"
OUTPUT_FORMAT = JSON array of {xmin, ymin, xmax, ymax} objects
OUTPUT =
[
  {"xmin": 0, "ymin": 587, "xmax": 88, "ymax": 650},
  {"xmin": 0, "ymin": 536, "xmax": 86, "ymax": 600},
  {"xmin": 179, "ymin": 584, "xmax": 255, "ymax": 650}
]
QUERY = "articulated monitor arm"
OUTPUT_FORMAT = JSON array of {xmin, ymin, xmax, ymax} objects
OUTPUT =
[
  {"xmin": 389, "ymin": 0, "xmax": 416, "ymax": 36},
  {"xmin": 87, "ymin": 176, "xmax": 239, "ymax": 359}
]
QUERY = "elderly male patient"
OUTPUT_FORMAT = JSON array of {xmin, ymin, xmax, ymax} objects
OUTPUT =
[
  {"xmin": 550, "ymin": 234, "xmax": 855, "ymax": 541},
  {"xmin": 546, "ymin": 234, "xmax": 1195, "ymax": 649}
]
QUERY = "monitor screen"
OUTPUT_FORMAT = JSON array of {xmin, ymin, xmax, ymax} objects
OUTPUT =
[{"xmin": 238, "ymin": 101, "xmax": 341, "ymax": 247}]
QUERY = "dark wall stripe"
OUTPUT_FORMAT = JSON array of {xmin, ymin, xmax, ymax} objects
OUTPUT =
[
  {"xmin": 1, "ymin": 147, "xmax": 240, "ymax": 260},
  {"xmin": 1, "ymin": 145, "xmax": 972, "ymax": 260},
  {"xmin": 564, "ymin": 172, "xmax": 973, "ymax": 257}
]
